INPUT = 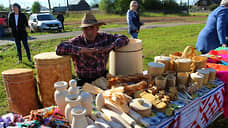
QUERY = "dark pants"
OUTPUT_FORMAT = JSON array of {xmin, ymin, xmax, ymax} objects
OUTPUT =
[
  {"xmin": 0, "ymin": 24, "xmax": 5, "ymax": 38},
  {"xmin": 61, "ymin": 21, "xmax": 64, "ymax": 30},
  {"xmin": 130, "ymin": 32, "xmax": 138, "ymax": 39},
  {"xmin": 15, "ymin": 38, "xmax": 31, "ymax": 61},
  {"xmin": 201, "ymin": 51, "xmax": 208, "ymax": 54},
  {"xmin": 77, "ymin": 70, "xmax": 108, "ymax": 86}
]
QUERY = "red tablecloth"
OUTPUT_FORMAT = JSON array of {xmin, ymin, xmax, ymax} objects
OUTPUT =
[{"xmin": 208, "ymin": 49, "xmax": 228, "ymax": 118}]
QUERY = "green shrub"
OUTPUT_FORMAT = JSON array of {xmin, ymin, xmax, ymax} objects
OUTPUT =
[
  {"xmin": 209, "ymin": 4, "xmax": 219, "ymax": 11},
  {"xmin": 31, "ymin": 1, "xmax": 41, "ymax": 13}
]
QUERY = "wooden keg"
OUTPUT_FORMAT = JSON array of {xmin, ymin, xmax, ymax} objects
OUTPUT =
[
  {"xmin": 34, "ymin": 52, "xmax": 72, "ymax": 107},
  {"xmin": 2, "ymin": 68, "xmax": 38, "ymax": 115},
  {"xmin": 109, "ymin": 39, "xmax": 143, "ymax": 76}
]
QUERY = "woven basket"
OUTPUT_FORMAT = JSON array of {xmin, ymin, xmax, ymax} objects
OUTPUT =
[
  {"xmin": 181, "ymin": 46, "xmax": 196, "ymax": 59},
  {"xmin": 170, "ymin": 46, "xmax": 199, "ymax": 71},
  {"xmin": 191, "ymin": 56, "xmax": 207, "ymax": 72},
  {"xmin": 34, "ymin": 52, "xmax": 72, "ymax": 107},
  {"xmin": 2, "ymin": 68, "xmax": 38, "ymax": 115},
  {"xmin": 177, "ymin": 72, "xmax": 189, "ymax": 87},
  {"xmin": 174, "ymin": 58, "xmax": 192, "ymax": 72},
  {"xmin": 169, "ymin": 52, "xmax": 182, "ymax": 70}
]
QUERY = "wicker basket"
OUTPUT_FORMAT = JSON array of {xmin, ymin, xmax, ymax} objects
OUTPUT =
[
  {"xmin": 174, "ymin": 58, "xmax": 192, "ymax": 72},
  {"xmin": 34, "ymin": 52, "xmax": 72, "ymax": 107},
  {"xmin": 177, "ymin": 72, "xmax": 189, "ymax": 87},
  {"xmin": 190, "ymin": 72, "xmax": 204, "ymax": 89},
  {"xmin": 169, "ymin": 52, "xmax": 182, "ymax": 70},
  {"xmin": 191, "ymin": 56, "xmax": 207, "ymax": 72},
  {"xmin": 208, "ymin": 68, "xmax": 216, "ymax": 81},
  {"xmin": 181, "ymin": 46, "xmax": 196, "ymax": 59},
  {"xmin": 169, "ymin": 46, "xmax": 196, "ymax": 71},
  {"xmin": 148, "ymin": 62, "xmax": 165, "ymax": 77},
  {"xmin": 154, "ymin": 56, "xmax": 170, "ymax": 72},
  {"xmin": 155, "ymin": 76, "xmax": 167, "ymax": 90},
  {"xmin": 2, "ymin": 68, "xmax": 38, "ymax": 115}
]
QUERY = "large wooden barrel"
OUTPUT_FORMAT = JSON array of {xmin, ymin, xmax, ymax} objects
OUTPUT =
[
  {"xmin": 34, "ymin": 52, "xmax": 72, "ymax": 107},
  {"xmin": 2, "ymin": 68, "xmax": 38, "ymax": 115},
  {"xmin": 109, "ymin": 39, "xmax": 143, "ymax": 76}
]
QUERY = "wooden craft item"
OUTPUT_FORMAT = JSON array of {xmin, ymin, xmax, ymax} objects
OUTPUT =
[
  {"xmin": 1, "ymin": 68, "xmax": 38, "ymax": 116},
  {"xmin": 155, "ymin": 76, "xmax": 167, "ymax": 90},
  {"xmin": 190, "ymin": 72, "xmax": 204, "ymax": 89},
  {"xmin": 101, "ymin": 108, "xmax": 132, "ymax": 128},
  {"xmin": 33, "ymin": 52, "xmax": 72, "ymax": 107},
  {"xmin": 208, "ymin": 68, "xmax": 216, "ymax": 81},
  {"xmin": 154, "ymin": 56, "xmax": 171, "ymax": 72},
  {"xmin": 148, "ymin": 62, "xmax": 165, "ymax": 77},
  {"xmin": 174, "ymin": 58, "xmax": 191, "ymax": 72},
  {"xmin": 129, "ymin": 98, "xmax": 152, "ymax": 117},
  {"xmin": 197, "ymin": 68, "xmax": 209, "ymax": 85}
]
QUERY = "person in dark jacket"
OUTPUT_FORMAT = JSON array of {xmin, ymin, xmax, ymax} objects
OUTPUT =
[
  {"xmin": 126, "ymin": 0, "xmax": 143, "ymax": 39},
  {"xmin": 195, "ymin": 0, "xmax": 228, "ymax": 54},
  {"xmin": 8, "ymin": 3, "xmax": 31, "ymax": 64},
  {"xmin": 57, "ymin": 12, "xmax": 64, "ymax": 30}
]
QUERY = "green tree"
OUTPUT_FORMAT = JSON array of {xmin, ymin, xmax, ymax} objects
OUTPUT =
[
  {"xmin": 0, "ymin": 4, "xmax": 8, "ymax": 11},
  {"xmin": 113, "ymin": 0, "xmax": 131, "ymax": 14},
  {"xmin": 99, "ymin": 0, "xmax": 144, "ymax": 14},
  {"xmin": 99, "ymin": 0, "xmax": 114, "ymax": 13},
  {"xmin": 31, "ymin": 1, "xmax": 41, "ymax": 13},
  {"xmin": 91, "ymin": 0, "xmax": 99, "ymax": 8},
  {"xmin": 162, "ymin": 0, "xmax": 179, "ymax": 10},
  {"xmin": 142, "ymin": 0, "xmax": 162, "ymax": 10}
]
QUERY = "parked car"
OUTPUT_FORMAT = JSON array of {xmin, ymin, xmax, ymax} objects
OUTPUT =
[
  {"xmin": 28, "ymin": 13, "xmax": 63, "ymax": 33},
  {"xmin": 0, "ymin": 11, "xmax": 11, "ymax": 36}
]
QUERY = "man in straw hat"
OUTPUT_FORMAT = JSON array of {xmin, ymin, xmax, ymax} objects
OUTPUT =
[
  {"xmin": 56, "ymin": 12, "xmax": 129, "ymax": 86},
  {"xmin": 196, "ymin": 0, "xmax": 228, "ymax": 54}
]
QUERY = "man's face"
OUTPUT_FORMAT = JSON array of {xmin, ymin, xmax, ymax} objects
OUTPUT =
[
  {"xmin": 13, "ymin": 6, "xmax": 19, "ymax": 13},
  {"xmin": 82, "ymin": 25, "xmax": 99, "ymax": 41}
]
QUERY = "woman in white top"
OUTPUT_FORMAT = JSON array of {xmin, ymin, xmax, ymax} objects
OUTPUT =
[{"xmin": 8, "ymin": 3, "xmax": 31, "ymax": 64}]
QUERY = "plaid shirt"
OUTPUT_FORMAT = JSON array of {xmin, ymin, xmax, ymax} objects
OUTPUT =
[{"xmin": 56, "ymin": 32, "xmax": 129, "ymax": 79}]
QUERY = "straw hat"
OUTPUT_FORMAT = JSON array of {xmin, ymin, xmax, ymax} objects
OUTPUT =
[{"xmin": 79, "ymin": 12, "xmax": 106, "ymax": 28}]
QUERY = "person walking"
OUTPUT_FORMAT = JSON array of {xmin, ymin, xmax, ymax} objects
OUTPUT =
[
  {"xmin": 57, "ymin": 12, "xmax": 64, "ymax": 30},
  {"xmin": 8, "ymin": 3, "xmax": 32, "ymax": 64},
  {"xmin": 126, "ymin": 0, "xmax": 143, "ymax": 39}
]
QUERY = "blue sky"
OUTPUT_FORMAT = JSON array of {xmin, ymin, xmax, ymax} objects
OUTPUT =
[{"xmin": 1, "ymin": 0, "xmax": 193, "ymax": 8}]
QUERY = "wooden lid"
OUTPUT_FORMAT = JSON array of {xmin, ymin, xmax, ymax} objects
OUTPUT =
[
  {"xmin": 33, "ymin": 52, "xmax": 70, "ymax": 64},
  {"xmin": 2, "ymin": 68, "xmax": 33, "ymax": 76},
  {"xmin": 115, "ymin": 39, "xmax": 142, "ymax": 52}
]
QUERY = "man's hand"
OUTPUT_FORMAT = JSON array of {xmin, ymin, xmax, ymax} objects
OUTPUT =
[
  {"xmin": 96, "ymin": 44, "xmax": 114, "ymax": 52},
  {"xmin": 80, "ymin": 44, "xmax": 114, "ymax": 54},
  {"xmin": 80, "ymin": 47, "xmax": 97, "ymax": 53},
  {"xmin": 222, "ymin": 44, "xmax": 227, "ymax": 48}
]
